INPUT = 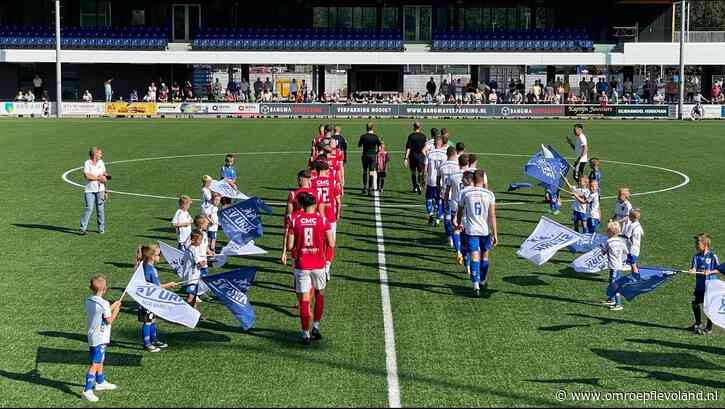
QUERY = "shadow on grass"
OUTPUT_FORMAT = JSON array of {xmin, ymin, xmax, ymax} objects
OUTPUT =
[
  {"xmin": 12, "ymin": 223, "xmax": 83, "ymax": 236},
  {"xmin": 525, "ymin": 378, "xmax": 602, "ymax": 387},
  {"xmin": 627, "ymin": 338, "xmax": 725, "ymax": 356},
  {"xmin": 36, "ymin": 347, "xmax": 142, "ymax": 367},
  {"xmin": 569, "ymin": 313, "xmax": 688, "ymax": 332},
  {"xmin": 0, "ymin": 368, "xmax": 82, "ymax": 399},
  {"xmin": 591, "ymin": 349, "xmax": 725, "ymax": 370},
  {"xmin": 502, "ymin": 275, "xmax": 549, "ymax": 287},
  {"xmin": 619, "ymin": 366, "xmax": 725, "ymax": 389},
  {"xmin": 38, "ymin": 331, "xmax": 138, "ymax": 351},
  {"xmin": 501, "ymin": 290, "xmax": 603, "ymax": 308}
]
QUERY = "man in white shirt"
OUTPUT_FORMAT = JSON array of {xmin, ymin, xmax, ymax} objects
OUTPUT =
[
  {"xmin": 80, "ymin": 146, "xmax": 108, "ymax": 235},
  {"xmin": 566, "ymin": 123, "xmax": 588, "ymax": 182},
  {"xmin": 456, "ymin": 170, "xmax": 497, "ymax": 297},
  {"xmin": 104, "ymin": 78, "xmax": 113, "ymax": 103},
  {"xmin": 33, "ymin": 74, "xmax": 43, "ymax": 98}
]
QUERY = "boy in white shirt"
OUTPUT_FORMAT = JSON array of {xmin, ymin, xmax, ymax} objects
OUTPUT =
[
  {"xmin": 185, "ymin": 231, "xmax": 208, "ymax": 308},
  {"xmin": 621, "ymin": 208, "xmax": 644, "ymax": 274},
  {"xmin": 603, "ymin": 221, "xmax": 629, "ymax": 311},
  {"xmin": 586, "ymin": 179, "xmax": 601, "ymax": 233},
  {"xmin": 82, "ymin": 273, "xmax": 121, "ymax": 402},
  {"xmin": 172, "ymin": 196, "xmax": 193, "ymax": 250},
  {"xmin": 566, "ymin": 175, "xmax": 590, "ymax": 233},
  {"xmin": 203, "ymin": 193, "xmax": 221, "ymax": 253},
  {"xmin": 613, "ymin": 187, "xmax": 633, "ymax": 224}
]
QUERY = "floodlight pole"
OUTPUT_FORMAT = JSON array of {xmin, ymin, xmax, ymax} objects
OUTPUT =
[
  {"xmin": 55, "ymin": 0, "xmax": 62, "ymax": 118},
  {"xmin": 678, "ymin": 0, "xmax": 686, "ymax": 119}
]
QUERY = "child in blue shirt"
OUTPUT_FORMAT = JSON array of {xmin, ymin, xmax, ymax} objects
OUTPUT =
[
  {"xmin": 136, "ymin": 244, "xmax": 176, "ymax": 352},
  {"xmin": 220, "ymin": 154, "xmax": 238, "ymax": 190},
  {"xmin": 688, "ymin": 233, "xmax": 721, "ymax": 335}
]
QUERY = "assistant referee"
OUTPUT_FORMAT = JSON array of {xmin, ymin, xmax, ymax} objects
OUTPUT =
[
  {"xmin": 358, "ymin": 122, "xmax": 382, "ymax": 195},
  {"xmin": 404, "ymin": 121, "xmax": 427, "ymax": 194}
]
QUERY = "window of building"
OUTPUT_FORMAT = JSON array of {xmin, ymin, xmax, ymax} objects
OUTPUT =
[
  {"xmin": 465, "ymin": 8, "xmax": 481, "ymax": 31},
  {"xmin": 313, "ymin": 7, "xmax": 329, "ymax": 28},
  {"xmin": 131, "ymin": 10, "xmax": 145, "ymax": 26},
  {"xmin": 353, "ymin": 7, "xmax": 376, "ymax": 29},
  {"xmin": 535, "ymin": 7, "xmax": 555, "ymax": 30},
  {"xmin": 338, "ymin": 7, "xmax": 353, "ymax": 29},
  {"xmin": 383, "ymin": 7, "xmax": 399, "ymax": 30},
  {"xmin": 80, "ymin": 0, "xmax": 111, "ymax": 27}
]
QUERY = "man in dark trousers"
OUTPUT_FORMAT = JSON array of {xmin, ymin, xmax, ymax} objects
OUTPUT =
[
  {"xmin": 404, "ymin": 122, "xmax": 427, "ymax": 194},
  {"xmin": 358, "ymin": 122, "xmax": 382, "ymax": 195},
  {"xmin": 332, "ymin": 126, "xmax": 348, "ymax": 164}
]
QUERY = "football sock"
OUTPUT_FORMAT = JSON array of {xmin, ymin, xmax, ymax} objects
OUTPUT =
[
  {"xmin": 436, "ymin": 200, "xmax": 444, "ymax": 220},
  {"xmin": 471, "ymin": 259, "xmax": 481, "ymax": 284},
  {"xmin": 411, "ymin": 174, "xmax": 417, "ymax": 190},
  {"xmin": 368, "ymin": 174, "xmax": 374, "ymax": 190},
  {"xmin": 95, "ymin": 371, "xmax": 105, "ymax": 384},
  {"xmin": 480, "ymin": 259, "xmax": 490, "ymax": 282},
  {"xmin": 142, "ymin": 323, "xmax": 152, "ymax": 346},
  {"xmin": 426, "ymin": 199, "xmax": 434, "ymax": 215},
  {"xmin": 362, "ymin": 173, "xmax": 368, "ymax": 189},
  {"xmin": 313, "ymin": 292, "xmax": 324, "ymax": 322},
  {"xmin": 692, "ymin": 302, "xmax": 702, "ymax": 326},
  {"xmin": 312, "ymin": 321, "xmax": 320, "ymax": 330},
  {"xmin": 150, "ymin": 323, "xmax": 159, "ymax": 343},
  {"xmin": 452, "ymin": 233, "xmax": 461, "ymax": 253},
  {"xmin": 444, "ymin": 218, "xmax": 453, "ymax": 237},
  {"xmin": 84, "ymin": 371, "xmax": 95, "ymax": 392},
  {"xmin": 300, "ymin": 300, "xmax": 311, "ymax": 332},
  {"xmin": 379, "ymin": 176, "xmax": 385, "ymax": 190}
]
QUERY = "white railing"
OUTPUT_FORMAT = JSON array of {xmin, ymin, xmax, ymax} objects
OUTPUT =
[{"xmin": 674, "ymin": 31, "xmax": 725, "ymax": 42}]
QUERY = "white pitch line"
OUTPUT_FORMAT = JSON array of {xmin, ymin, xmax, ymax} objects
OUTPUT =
[
  {"xmin": 373, "ymin": 190, "xmax": 401, "ymax": 409},
  {"xmin": 60, "ymin": 150, "xmax": 690, "ymax": 208}
]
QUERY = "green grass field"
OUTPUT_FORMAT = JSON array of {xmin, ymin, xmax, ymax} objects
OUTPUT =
[{"xmin": 2, "ymin": 118, "xmax": 725, "ymax": 407}]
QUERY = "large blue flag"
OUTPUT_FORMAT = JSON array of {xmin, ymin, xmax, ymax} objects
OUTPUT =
[
  {"xmin": 201, "ymin": 267, "xmax": 256, "ymax": 331},
  {"xmin": 607, "ymin": 266, "xmax": 680, "ymax": 301},
  {"xmin": 546, "ymin": 144, "xmax": 571, "ymax": 179},
  {"xmin": 219, "ymin": 197, "xmax": 273, "ymax": 246},
  {"xmin": 524, "ymin": 145, "xmax": 568, "ymax": 192}
]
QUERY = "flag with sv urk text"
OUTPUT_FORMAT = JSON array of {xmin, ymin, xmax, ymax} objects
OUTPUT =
[
  {"xmin": 524, "ymin": 145, "xmax": 570, "ymax": 192},
  {"xmin": 202, "ymin": 267, "xmax": 256, "ymax": 331},
  {"xmin": 158, "ymin": 240, "xmax": 209, "ymax": 295},
  {"xmin": 125, "ymin": 265, "xmax": 200, "ymax": 328},
  {"xmin": 571, "ymin": 246, "xmax": 608, "ymax": 273},
  {"xmin": 705, "ymin": 278, "xmax": 725, "ymax": 330},
  {"xmin": 607, "ymin": 267, "xmax": 680, "ymax": 301},
  {"xmin": 517, "ymin": 216, "xmax": 582, "ymax": 266},
  {"xmin": 220, "ymin": 197, "xmax": 273, "ymax": 246}
]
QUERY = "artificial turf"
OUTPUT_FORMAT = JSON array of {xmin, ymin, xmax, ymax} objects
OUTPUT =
[{"xmin": 1, "ymin": 118, "xmax": 723, "ymax": 407}]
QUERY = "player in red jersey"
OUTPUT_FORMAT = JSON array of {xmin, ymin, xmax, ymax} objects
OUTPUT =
[
  {"xmin": 287, "ymin": 192, "xmax": 335, "ymax": 345},
  {"xmin": 310, "ymin": 124, "xmax": 332, "ymax": 163},
  {"xmin": 326, "ymin": 137, "xmax": 346, "ymax": 192},
  {"xmin": 281, "ymin": 170, "xmax": 320, "ymax": 266},
  {"xmin": 310, "ymin": 160, "xmax": 341, "ymax": 278}
]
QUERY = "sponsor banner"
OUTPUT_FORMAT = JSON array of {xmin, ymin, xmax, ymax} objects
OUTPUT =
[
  {"xmin": 61, "ymin": 102, "xmax": 105, "ymax": 116},
  {"xmin": 496, "ymin": 105, "xmax": 565, "ymax": 117},
  {"xmin": 259, "ymin": 103, "xmax": 331, "ymax": 117},
  {"xmin": 157, "ymin": 103, "xmax": 183, "ymax": 114},
  {"xmin": 331, "ymin": 104, "xmax": 397, "ymax": 116},
  {"xmin": 206, "ymin": 103, "xmax": 259, "ymax": 114},
  {"xmin": 0, "ymin": 101, "xmax": 48, "ymax": 116},
  {"xmin": 565, "ymin": 104, "xmax": 672, "ymax": 118},
  {"xmin": 614, "ymin": 105, "xmax": 671, "ymax": 118},
  {"xmin": 682, "ymin": 104, "xmax": 723, "ymax": 119},
  {"xmin": 565, "ymin": 105, "xmax": 617, "ymax": 116},
  {"xmin": 105, "ymin": 102, "xmax": 157, "ymax": 116},
  {"xmin": 397, "ymin": 104, "xmax": 492, "ymax": 117}
]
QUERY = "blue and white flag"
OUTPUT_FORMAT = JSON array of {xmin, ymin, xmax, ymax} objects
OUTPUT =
[
  {"xmin": 524, "ymin": 145, "xmax": 569, "ymax": 192},
  {"xmin": 221, "ymin": 240, "xmax": 268, "ymax": 256},
  {"xmin": 546, "ymin": 144, "xmax": 571, "ymax": 179},
  {"xmin": 125, "ymin": 265, "xmax": 200, "ymax": 328},
  {"xmin": 704, "ymin": 279, "xmax": 725, "ymax": 329},
  {"xmin": 507, "ymin": 182, "xmax": 533, "ymax": 192},
  {"xmin": 571, "ymin": 246, "xmax": 608, "ymax": 273},
  {"xmin": 202, "ymin": 267, "xmax": 256, "ymax": 331},
  {"xmin": 607, "ymin": 266, "xmax": 680, "ymax": 301},
  {"xmin": 517, "ymin": 216, "xmax": 582, "ymax": 266},
  {"xmin": 211, "ymin": 179, "xmax": 249, "ymax": 200},
  {"xmin": 158, "ymin": 240, "xmax": 209, "ymax": 295},
  {"xmin": 568, "ymin": 233, "xmax": 608, "ymax": 253},
  {"xmin": 220, "ymin": 197, "xmax": 273, "ymax": 246}
]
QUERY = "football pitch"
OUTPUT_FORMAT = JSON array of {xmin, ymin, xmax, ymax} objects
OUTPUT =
[{"xmin": 2, "ymin": 118, "xmax": 725, "ymax": 407}]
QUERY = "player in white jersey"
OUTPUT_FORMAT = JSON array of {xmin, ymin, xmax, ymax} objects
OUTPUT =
[
  {"xmin": 445, "ymin": 154, "xmax": 472, "ymax": 265},
  {"xmin": 438, "ymin": 146, "xmax": 461, "ymax": 247},
  {"xmin": 424, "ymin": 134, "xmax": 449, "ymax": 225},
  {"xmin": 613, "ymin": 187, "xmax": 633, "ymax": 223},
  {"xmin": 83, "ymin": 273, "xmax": 121, "ymax": 402},
  {"xmin": 566, "ymin": 124, "xmax": 588, "ymax": 182},
  {"xmin": 456, "ymin": 170, "xmax": 497, "ymax": 298},
  {"xmin": 603, "ymin": 221, "xmax": 629, "ymax": 311},
  {"xmin": 621, "ymin": 208, "xmax": 644, "ymax": 274}
]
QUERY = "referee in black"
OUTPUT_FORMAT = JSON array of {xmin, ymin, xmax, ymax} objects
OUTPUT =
[
  {"xmin": 358, "ymin": 122, "xmax": 382, "ymax": 196},
  {"xmin": 404, "ymin": 121, "xmax": 427, "ymax": 194}
]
